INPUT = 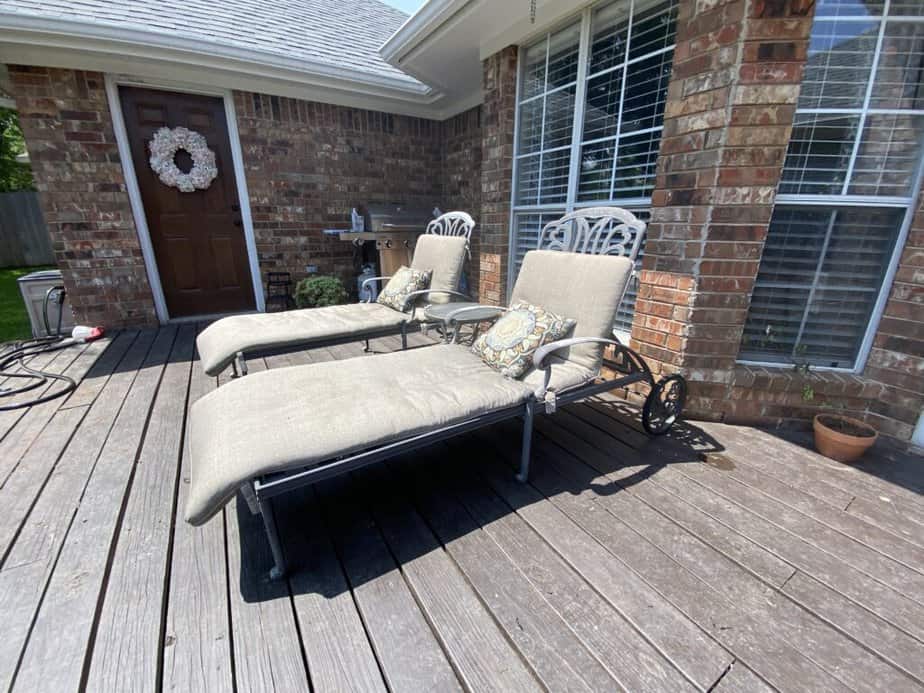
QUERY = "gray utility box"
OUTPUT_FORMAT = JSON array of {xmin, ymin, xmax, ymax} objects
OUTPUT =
[{"xmin": 17, "ymin": 269, "xmax": 74, "ymax": 338}]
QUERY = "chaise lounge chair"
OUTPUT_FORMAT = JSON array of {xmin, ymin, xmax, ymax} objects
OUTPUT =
[
  {"xmin": 186, "ymin": 208, "xmax": 687, "ymax": 578},
  {"xmin": 195, "ymin": 211, "xmax": 476, "ymax": 377}
]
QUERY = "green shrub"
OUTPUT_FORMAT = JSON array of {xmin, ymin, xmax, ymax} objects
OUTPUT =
[{"xmin": 294, "ymin": 275, "xmax": 348, "ymax": 308}]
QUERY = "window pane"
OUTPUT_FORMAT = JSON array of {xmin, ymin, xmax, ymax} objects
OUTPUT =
[
  {"xmin": 515, "ymin": 154, "xmax": 541, "ymax": 205},
  {"xmin": 583, "ymin": 71, "xmax": 622, "ymax": 141},
  {"xmin": 814, "ymin": 0, "xmax": 884, "ymax": 18},
  {"xmin": 539, "ymin": 148, "xmax": 572, "ymax": 203},
  {"xmin": 741, "ymin": 207, "xmax": 904, "ymax": 368},
  {"xmin": 543, "ymin": 86, "xmax": 577, "ymax": 150},
  {"xmin": 547, "ymin": 23, "xmax": 582, "ymax": 89},
  {"xmin": 577, "ymin": 140, "xmax": 615, "ymax": 200},
  {"xmin": 779, "ymin": 114, "xmax": 860, "ymax": 194},
  {"xmin": 588, "ymin": 2, "xmax": 631, "ymax": 75},
  {"xmin": 517, "ymin": 99, "xmax": 544, "ymax": 156},
  {"xmin": 628, "ymin": 0, "xmax": 679, "ymax": 60},
  {"xmin": 620, "ymin": 50, "xmax": 672, "ymax": 134},
  {"xmin": 521, "ymin": 39, "xmax": 547, "ymax": 101},
  {"xmin": 847, "ymin": 113, "xmax": 924, "ymax": 197},
  {"xmin": 798, "ymin": 19, "xmax": 878, "ymax": 109},
  {"xmin": 613, "ymin": 129, "xmax": 662, "ymax": 197},
  {"xmin": 871, "ymin": 21, "xmax": 924, "ymax": 110}
]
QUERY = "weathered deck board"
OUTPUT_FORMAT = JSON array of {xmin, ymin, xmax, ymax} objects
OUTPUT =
[
  {"xmin": 490, "ymin": 423, "xmax": 857, "ymax": 693},
  {"xmin": 364, "ymin": 466, "xmax": 545, "ymax": 693},
  {"xmin": 1, "ymin": 327, "xmax": 921, "ymax": 693},
  {"xmin": 11, "ymin": 328, "xmax": 176, "ymax": 692},
  {"xmin": 393, "ymin": 452, "xmax": 620, "ymax": 692},
  {"xmin": 162, "ymin": 338, "xmax": 233, "ymax": 693},
  {"xmin": 531, "ymin": 415, "xmax": 919, "ymax": 692},
  {"xmin": 0, "ymin": 339, "xmax": 97, "ymax": 484},
  {"xmin": 437, "ymin": 448, "xmax": 698, "ymax": 692},
  {"xmin": 320, "ymin": 479, "xmax": 463, "ymax": 692},
  {"xmin": 222, "ymin": 357, "xmax": 311, "ymax": 693},
  {"xmin": 471, "ymin": 429, "xmax": 733, "ymax": 690},
  {"xmin": 85, "ymin": 325, "xmax": 196, "ymax": 692},
  {"xmin": 280, "ymin": 488, "xmax": 387, "ymax": 693},
  {"xmin": 551, "ymin": 409, "xmax": 924, "ymax": 687},
  {"xmin": 0, "ymin": 331, "xmax": 148, "ymax": 691}
]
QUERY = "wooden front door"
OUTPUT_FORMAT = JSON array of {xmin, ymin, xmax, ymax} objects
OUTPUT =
[{"xmin": 119, "ymin": 87, "xmax": 256, "ymax": 317}]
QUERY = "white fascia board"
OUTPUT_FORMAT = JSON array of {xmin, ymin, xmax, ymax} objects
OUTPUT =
[
  {"xmin": 0, "ymin": 14, "xmax": 490, "ymax": 116},
  {"xmin": 380, "ymin": 0, "xmax": 470, "ymax": 64}
]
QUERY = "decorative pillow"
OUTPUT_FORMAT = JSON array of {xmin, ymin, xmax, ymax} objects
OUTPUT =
[
  {"xmin": 472, "ymin": 301, "xmax": 575, "ymax": 379},
  {"xmin": 377, "ymin": 266, "xmax": 432, "ymax": 312}
]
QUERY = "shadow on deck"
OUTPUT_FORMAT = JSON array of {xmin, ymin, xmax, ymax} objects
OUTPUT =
[{"xmin": 0, "ymin": 326, "xmax": 921, "ymax": 692}]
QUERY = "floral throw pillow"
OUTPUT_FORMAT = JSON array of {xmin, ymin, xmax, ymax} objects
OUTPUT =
[
  {"xmin": 472, "ymin": 301, "xmax": 575, "ymax": 379},
  {"xmin": 377, "ymin": 266, "xmax": 432, "ymax": 312}
]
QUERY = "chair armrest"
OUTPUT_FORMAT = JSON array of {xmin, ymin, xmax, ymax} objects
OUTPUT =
[
  {"xmin": 444, "ymin": 304, "xmax": 506, "ymax": 323},
  {"xmin": 401, "ymin": 289, "xmax": 472, "ymax": 311},
  {"xmin": 361, "ymin": 275, "xmax": 391, "ymax": 303},
  {"xmin": 533, "ymin": 337, "xmax": 624, "ymax": 369}
]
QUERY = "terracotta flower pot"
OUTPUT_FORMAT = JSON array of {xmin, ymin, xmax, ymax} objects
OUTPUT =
[{"xmin": 813, "ymin": 414, "xmax": 878, "ymax": 463}]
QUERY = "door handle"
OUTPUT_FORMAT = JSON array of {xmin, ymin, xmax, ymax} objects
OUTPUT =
[{"xmin": 233, "ymin": 219, "xmax": 242, "ymax": 227}]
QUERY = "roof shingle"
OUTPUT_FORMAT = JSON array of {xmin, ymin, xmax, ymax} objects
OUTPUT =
[{"xmin": 0, "ymin": 0, "xmax": 422, "ymax": 87}]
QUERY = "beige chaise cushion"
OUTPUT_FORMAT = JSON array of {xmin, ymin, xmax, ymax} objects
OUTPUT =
[
  {"xmin": 186, "ymin": 344, "xmax": 535, "ymax": 525},
  {"xmin": 511, "ymin": 251, "xmax": 633, "ymax": 373},
  {"xmin": 196, "ymin": 235, "xmax": 469, "ymax": 376},
  {"xmin": 196, "ymin": 302, "xmax": 407, "ymax": 376},
  {"xmin": 411, "ymin": 234, "xmax": 467, "ymax": 301}
]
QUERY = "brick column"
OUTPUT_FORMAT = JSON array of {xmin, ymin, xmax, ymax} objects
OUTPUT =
[
  {"xmin": 479, "ymin": 46, "xmax": 518, "ymax": 305},
  {"xmin": 9, "ymin": 66, "xmax": 158, "ymax": 327},
  {"xmin": 630, "ymin": 0, "xmax": 813, "ymax": 381},
  {"xmin": 863, "ymin": 191, "xmax": 924, "ymax": 439}
]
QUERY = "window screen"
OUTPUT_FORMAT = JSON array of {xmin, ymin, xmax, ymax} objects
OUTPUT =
[{"xmin": 741, "ymin": 0, "xmax": 924, "ymax": 369}]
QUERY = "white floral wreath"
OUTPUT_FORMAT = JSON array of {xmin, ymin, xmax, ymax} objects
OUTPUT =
[{"xmin": 148, "ymin": 126, "xmax": 218, "ymax": 192}]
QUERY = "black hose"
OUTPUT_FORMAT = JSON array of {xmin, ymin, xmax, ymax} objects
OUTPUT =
[{"xmin": 0, "ymin": 285, "xmax": 78, "ymax": 410}]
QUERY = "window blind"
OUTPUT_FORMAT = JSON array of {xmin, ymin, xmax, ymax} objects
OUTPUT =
[
  {"xmin": 741, "ymin": 0, "xmax": 924, "ymax": 370},
  {"xmin": 510, "ymin": 0, "xmax": 678, "ymax": 333}
]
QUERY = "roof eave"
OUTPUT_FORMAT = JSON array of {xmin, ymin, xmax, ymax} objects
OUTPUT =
[
  {"xmin": 0, "ymin": 12, "xmax": 437, "ymax": 100},
  {"xmin": 379, "ymin": 0, "xmax": 471, "ymax": 66}
]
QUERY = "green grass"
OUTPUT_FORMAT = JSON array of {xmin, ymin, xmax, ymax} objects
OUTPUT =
[{"xmin": 0, "ymin": 266, "xmax": 56, "ymax": 343}]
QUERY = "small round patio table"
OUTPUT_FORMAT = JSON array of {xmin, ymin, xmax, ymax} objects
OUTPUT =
[{"xmin": 423, "ymin": 302, "xmax": 504, "ymax": 344}]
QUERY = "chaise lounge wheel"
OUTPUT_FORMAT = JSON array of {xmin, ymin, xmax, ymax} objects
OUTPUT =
[{"xmin": 642, "ymin": 374, "xmax": 686, "ymax": 435}]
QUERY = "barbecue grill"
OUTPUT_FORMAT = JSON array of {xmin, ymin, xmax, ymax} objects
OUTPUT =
[{"xmin": 340, "ymin": 203, "xmax": 440, "ymax": 276}]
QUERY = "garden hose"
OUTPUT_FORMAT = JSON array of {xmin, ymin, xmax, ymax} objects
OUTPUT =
[{"xmin": 0, "ymin": 285, "xmax": 102, "ymax": 411}]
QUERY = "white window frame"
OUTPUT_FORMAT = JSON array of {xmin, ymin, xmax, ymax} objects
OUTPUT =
[
  {"xmin": 507, "ymin": 0, "xmax": 674, "ymax": 342},
  {"xmin": 739, "ymin": 1, "xmax": 924, "ymax": 373}
]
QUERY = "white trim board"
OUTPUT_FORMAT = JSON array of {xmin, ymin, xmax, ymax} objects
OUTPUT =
[{"xmin": 104, "ymin": 75, "xmax": 265, "ymax": 324}]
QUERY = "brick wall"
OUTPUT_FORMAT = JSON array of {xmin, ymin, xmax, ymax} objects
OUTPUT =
[
  {"xmin": 863, "ymin": 192, "xmax": 924, "ymax": 438},
  {"xmin": 440, "ymin": 106, "xmax": 483, "ymax": 297},
  {"xmin": 633, "ymin": 0, "xmax": 812, "ymax": 374},
  {"xmin": 9, "ymin": 66, "xmax": 158, "ymax": 327},
  {"xmin": 234, "ymin": 91, "xmax": 444, "ymax": 291},
  {"xmin": 631, "ymin": 0, "xmax": 923, "ymax": 440},
  {"xmin": 478, "ymin": 46, "xmax": 518, "ymax": 305}
]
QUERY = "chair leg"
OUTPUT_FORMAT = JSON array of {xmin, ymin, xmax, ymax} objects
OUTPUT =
[
  {"xmin": 401, "ymin": 323, "xmax": 408, "ymax": 350},
  {"xmin": 234, "ymin": 352, "xmax": 248, "ymax": 377},
  {"xmin": 240, "ymin": 482, "xmax": 260, "ymax": 515},
  {"xmin": 363, "ymin": 338, "xmax": 371, "ymax": 353},
  {"xmin": 258, "ymin": 497, "xmax": 287, "ymax": 580},
  {"xmin": 517, "ymin": 402, "xmax": 534, "ymax": 483}
]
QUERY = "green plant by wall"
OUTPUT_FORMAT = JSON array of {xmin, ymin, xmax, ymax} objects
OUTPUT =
[{"xmin": 294, "ymin": 275, "xmax": 348, "ymax": 308}]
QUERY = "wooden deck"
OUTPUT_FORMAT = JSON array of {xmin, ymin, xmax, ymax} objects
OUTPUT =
[{"xmin": 1, "ymin": 325, "xmax": 923, "ymax": 692}]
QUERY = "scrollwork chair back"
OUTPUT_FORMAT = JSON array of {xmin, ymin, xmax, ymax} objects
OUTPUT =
[
  {"xmin": 537, "ymin": 207, "xmax": 646, "ymax": 323},
  {"xmin": 427, "ymin": 211, "xmax": 476, "ymax": 257},
  {"xmin": 537, "ymin": 207, "xmax": 645, "ymax": 261}
]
